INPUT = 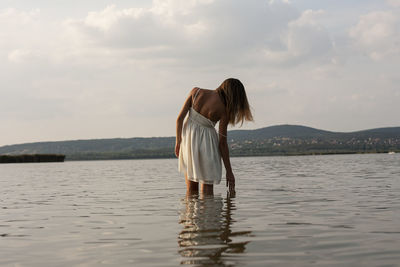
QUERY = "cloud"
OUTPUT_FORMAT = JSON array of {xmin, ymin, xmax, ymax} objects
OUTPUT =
[
  {"xmin": 64, "ymin": 3, "xmax": 205, "ymax": 50},
  {"xmin": 61, "ymin": 0, "xmax": 303, "ymax": 67},
  {"xmin": 349, "ymin": 10, "xmax": 400, "ymax": 60},
  {"xmin": 0, "ymin": 7, "xmax": 39, "ymax": 23},
  {"xmin": 7, "ymin": 49, "xmax": 34, "ymax": 63},
  {"xmin": 1, "ymin": 1, "xmax": 400, "ymax": 146},
  {"xmin": 84, "ymin": 5, "xmax": 144, "ymax": 31},
  {"xmin": 0, "ymin": 8, "xmax": 40, "ymax": 48},
  {"xmin": 0, "ymin": 7, "xmax": 62, "ymax": 69},
  {"xmin": 0, "ymin": 1, "xmax": 309, "ymax": 69},
  {"xmin": 386, "ymin": 0, "xmax": 400, "ymax": 7},
  {"xmin": 263, "ymin": 9, "xmax": 333, "ymax": 64},
  {"xmin": 268, "ymin": 0, "xmax": 290, "ymax": 5}
]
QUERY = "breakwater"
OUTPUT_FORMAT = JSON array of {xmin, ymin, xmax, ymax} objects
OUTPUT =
[{"xmin": 0, "ymin": 154, "xmax": 65, "ymax": 163}]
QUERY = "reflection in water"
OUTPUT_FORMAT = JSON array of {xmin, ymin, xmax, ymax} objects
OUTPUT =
[{"xmin": 178, "ymin": 193, "xmax": 251, "ymax": 266}]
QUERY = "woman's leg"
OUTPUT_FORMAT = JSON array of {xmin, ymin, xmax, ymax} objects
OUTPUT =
[
  {"xmin": 201, "ymin": 183, "xmax": 214, "ymax": 195},
  {"xmin": 185, "ymin": 173, "xmax": 199, "ymax": 193}
]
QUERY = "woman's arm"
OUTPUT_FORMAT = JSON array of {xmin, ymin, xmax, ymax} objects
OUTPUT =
[
  {"xmin": 175, "ymin": 88, "xmax": 196, "ymax": 157},
  {"xmin": 218, "ymin": 113, "xmax": 235, "ymax": 192}
]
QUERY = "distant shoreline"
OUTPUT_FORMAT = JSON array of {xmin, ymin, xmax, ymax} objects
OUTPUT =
[
  {"xmin": 62, "ymin": 150, "xmax": 398, "ymax": 161},
  {"xmin": 0, "ymin": 151, "xmax": 397, "ymax": 163},
  {"xmin": 1, "ymin": 125, "xmax": 399, "ymax": 162}
]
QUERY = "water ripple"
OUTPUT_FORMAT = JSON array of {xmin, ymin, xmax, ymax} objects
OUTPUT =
[{"xmin": 0, "ymin": 154, "xmax": 399, "ymax": 266}]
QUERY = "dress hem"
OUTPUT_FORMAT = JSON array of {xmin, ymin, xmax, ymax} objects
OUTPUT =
[{"xmin": 179, "ymin": 170, "xmax": 221, "ymax": 185}]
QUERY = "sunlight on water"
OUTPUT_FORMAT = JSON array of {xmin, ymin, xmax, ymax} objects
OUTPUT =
[{"xmin": 0, "ymin": 154, "xmax": 400, "ymax": 266}]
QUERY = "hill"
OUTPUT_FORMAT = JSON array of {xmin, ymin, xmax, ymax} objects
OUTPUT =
[
  {"xmin": 0, "ymin": 125, "xmax": 399, "ymax": 160},
  {"xmin": 228, "ymin": 125, "xmax": 336, "ymax": 140},
  {"xmin": 227, "ymin": 125, "xmax": 400, "ymax": 156}
]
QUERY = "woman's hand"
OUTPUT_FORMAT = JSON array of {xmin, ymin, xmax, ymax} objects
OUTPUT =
[
  {"xmin": 226, "ymin": 171, "xmax": 235, "ymax": 193},
  {"xmin": 175, "ymin": 141, "xmax": 180, "ymax": 158}
]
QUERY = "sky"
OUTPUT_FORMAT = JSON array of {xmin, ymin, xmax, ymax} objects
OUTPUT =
[{"xmin": 1, "ymin": 0, "xmax": 399, "ymax": 146}]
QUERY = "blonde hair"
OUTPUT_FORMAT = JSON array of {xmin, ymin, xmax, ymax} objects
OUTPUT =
[{"xmin": 216, "ymin": 78, "xmax": 253, "ymax": 126}]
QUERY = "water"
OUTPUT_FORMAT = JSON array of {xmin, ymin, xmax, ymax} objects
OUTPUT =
[{"xmin": 1, "ymin": 154, "xmax": 400, "ymax": 266}]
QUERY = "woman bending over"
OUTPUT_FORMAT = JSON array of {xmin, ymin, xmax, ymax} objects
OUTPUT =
[{"xmin": 175, "ymin": 78, "xmax": 253, "ymax": 195}]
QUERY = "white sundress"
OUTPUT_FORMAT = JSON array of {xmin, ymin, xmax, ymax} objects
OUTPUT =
[{"xmin": 178, "ymin": 88, "xmax": 222, "ymax": 185}]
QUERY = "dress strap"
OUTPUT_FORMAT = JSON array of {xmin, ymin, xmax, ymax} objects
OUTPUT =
[{"xmin": 193, "ymin": 87, "xmax": 201, "ymax": 102}]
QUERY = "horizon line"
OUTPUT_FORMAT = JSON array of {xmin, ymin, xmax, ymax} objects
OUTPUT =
[{"xmin": 1, "ymin": 124, "xmax": 399, "ymax": 148}]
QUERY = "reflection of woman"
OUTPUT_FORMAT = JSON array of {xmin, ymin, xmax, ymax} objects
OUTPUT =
[
  {"xmin": 175, "ymin": 78, "xmax": 253, "ymax": 195},
  {"xmin": 178, "ymin": 193, "xmax": 250, "ymax": 266}
]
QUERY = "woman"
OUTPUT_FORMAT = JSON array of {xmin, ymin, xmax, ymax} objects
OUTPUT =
[{"xmin": 175, "ymin": 78, "xmax": 253, "ymax": 194}]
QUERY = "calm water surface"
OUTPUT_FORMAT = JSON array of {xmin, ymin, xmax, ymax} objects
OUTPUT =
[{"xmin": 1, "ymin": 154, "xmax": 400, "ymax": 266}]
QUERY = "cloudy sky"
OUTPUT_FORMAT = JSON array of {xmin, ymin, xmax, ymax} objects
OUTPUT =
[{"xmin": 1, "ymin": 0, "xmax": 399, "ymax": 146}]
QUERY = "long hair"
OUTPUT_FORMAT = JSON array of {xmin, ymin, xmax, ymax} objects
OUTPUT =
[{"xmin": 216, "ymin": 78, "xmax": 253, "ymax": 126}]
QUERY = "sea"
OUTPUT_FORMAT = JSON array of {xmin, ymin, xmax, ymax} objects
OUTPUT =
[{"xmin": 1, "ymin": 154, "xmax": 399, "ymax": 266}]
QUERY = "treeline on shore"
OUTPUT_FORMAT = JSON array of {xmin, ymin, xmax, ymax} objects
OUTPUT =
[
  {"xmin": 1, "ymin": 125, "xmax": 399, "ymax": 161},
  {"xmin": 66, "ymin": 148, "xmax": 173, "ymax": 161},
  {"xmin": 0, "ymin": 154, "xmax": 65, "ymax": 163},
  {"xmin": 63, "ymin": 147, "xmax": 398, "ymax": 161},
  {"xmin": 228, "ymin": 143, "xmax": 399, "ymax": 157}
]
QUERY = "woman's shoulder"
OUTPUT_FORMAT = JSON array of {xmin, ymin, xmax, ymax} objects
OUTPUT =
[
  {"xmin": 190, "ymin": 87, "xmax": 201, "ymax": 96},
  {"xmin": 191, "ymin": 87, "xmax": 213, "ymax": 100}
]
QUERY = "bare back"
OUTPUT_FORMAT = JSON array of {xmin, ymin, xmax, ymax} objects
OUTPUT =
[{"xmin": 192, "ymin": 88, "xmax": 226, "ymax": 123}]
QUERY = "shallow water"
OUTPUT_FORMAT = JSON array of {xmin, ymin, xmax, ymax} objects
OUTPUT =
[{"xmin": 1, "ymin": 154, "xmax": 400, "ymax": 266}]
